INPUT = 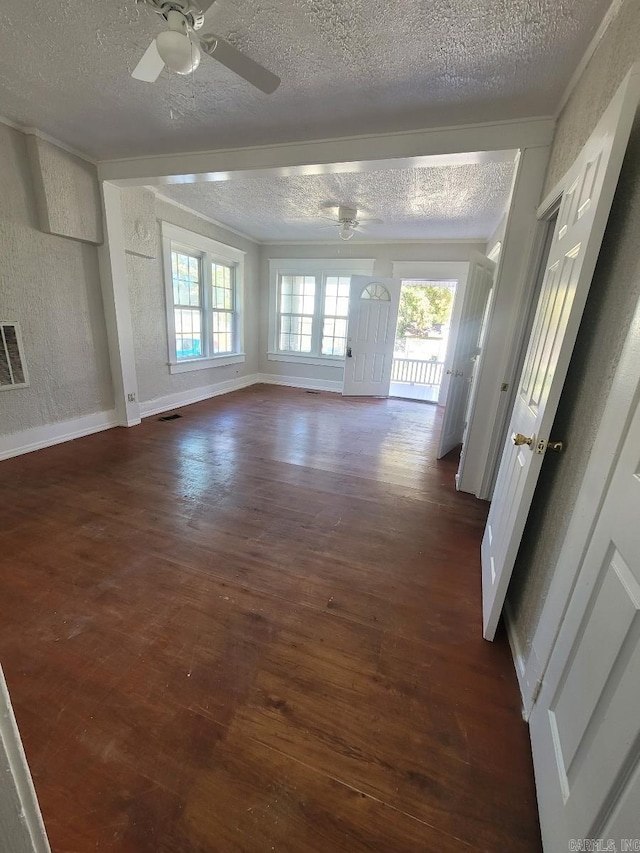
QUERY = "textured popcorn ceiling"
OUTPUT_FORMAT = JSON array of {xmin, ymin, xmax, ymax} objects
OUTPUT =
[
  {"xmin": 0, "ymin": 0, "xmax": 612, "ymax": 160},
  {"xmin": 158, "ymin": 158, "xmax": 516, "ymax": 241}
]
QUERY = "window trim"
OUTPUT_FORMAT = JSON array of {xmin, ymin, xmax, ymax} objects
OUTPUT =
[
  {"xmin": 161, "ymin": 222, "xmax": 246, "ymax": 373},
  {"xmin": 268, "ymin": 258, "xmax": 375, "ymax": 363}
]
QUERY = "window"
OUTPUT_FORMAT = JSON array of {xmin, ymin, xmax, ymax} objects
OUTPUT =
[
  {"xmin": 0, "ymin": 322, "xmax": 29, "ymax": 390},
  {"xmin": 278, "ymin": 275, "xmax": 315, "ymax": 353},
  {"xmin": 162, "ymin": 223, "xmax": 245, "ymax": 374},
  {"xmin": 269, "ymin": 259, "xmax": 374, "ymax": 364},
  {"xmin": 321, "ymin": 276, "xmax": 350, "ymax": 356}
]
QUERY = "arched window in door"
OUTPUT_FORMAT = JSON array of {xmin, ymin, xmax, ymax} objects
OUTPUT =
[{"xmin": 361, "ymin": 283, "xmax": 390, "ymax": 301}]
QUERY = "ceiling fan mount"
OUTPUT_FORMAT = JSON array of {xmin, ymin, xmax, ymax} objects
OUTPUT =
[
  {"xmin": 136, "ymin": 0, "xmax": 207, "ymax": 33},
  {"xmin": 131, "ymin": 0, "xmax": 281, "ymax": 93}
]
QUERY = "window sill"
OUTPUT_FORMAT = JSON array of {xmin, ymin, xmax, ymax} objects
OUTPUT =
[
  {"xmin": 267, "ymin": 352, "xmax": 345, "ymax": 367},
  {"xmin": 169, "ymin": 353, "xmax": 246, "ymax": 374}
]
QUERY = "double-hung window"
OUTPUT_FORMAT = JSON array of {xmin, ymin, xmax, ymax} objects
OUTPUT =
[
  {"xmin": 269, "ymin": 259, "xmax": 374, "ymax": 363},
  {"xmin": 162, "ymin": 223, "xmax": 245, "ymax": 374}
]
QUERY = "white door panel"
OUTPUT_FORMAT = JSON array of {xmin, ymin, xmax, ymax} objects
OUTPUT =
[
  {"xmin": 530, "ymin": 366, "xmax": 640, "ymax": 850},
  {"xmin": 481, "ymin": 66, "xmax": 640, "ymax": 641},
  {"xmin": 343, "ymin": 276, "xmax": 401, "ymax": 397},
  {"xmin": 438, "ymin": 252, "xmax": 495, "ymax": 459}
]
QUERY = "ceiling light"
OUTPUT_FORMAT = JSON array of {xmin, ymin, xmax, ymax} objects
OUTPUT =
[
  {"xmin": 156, "ymin": 30, "xmax": 201, "ymax": 75},
  {"xmin": 339, "ymin": 223, "xmax": 355, "ymax": 241}
]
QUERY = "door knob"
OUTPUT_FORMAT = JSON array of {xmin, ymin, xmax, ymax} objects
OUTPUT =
[
  {"xmin": 446, "ymin": 369, "xmax": 452, "ymax": 375},
  {"xmin": 512, "ymin": 432, "xmax": 533, "ymax": 447},
  {"xmin": 346, "ymin": 346, "xmax": 352, "ymax": 358}
]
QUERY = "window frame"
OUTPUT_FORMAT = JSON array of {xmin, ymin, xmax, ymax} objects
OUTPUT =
[
  {"xmin": 268, "ymin": 258, "xmax": 375, "ymax": 365},
  {"xmin": 161, "ymin": 222, "xmax": 246, "ymax": 374}
]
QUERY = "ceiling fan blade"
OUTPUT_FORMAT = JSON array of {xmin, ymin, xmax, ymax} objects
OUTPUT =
[
  {"xmin": 199, "ymin": 34, "xmax": 280, "ymax": 93},
  {"xmin": 132, "ymin": 40, "xmax": 165, "ymax": 82}
]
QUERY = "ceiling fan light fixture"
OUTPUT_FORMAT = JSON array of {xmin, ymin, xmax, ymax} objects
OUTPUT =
[
  {"xmin": 156, "ymin": 30, "xmax": 201, "ymax": 75},
  {"xmin": 339, "ymin": 222, "xmax": 355, "ymax": 241}
]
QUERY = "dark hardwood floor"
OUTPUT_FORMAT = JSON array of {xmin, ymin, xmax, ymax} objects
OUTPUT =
[{"xmin": 0, "ymin": 385, "xmax": 541, "ymax": 852}]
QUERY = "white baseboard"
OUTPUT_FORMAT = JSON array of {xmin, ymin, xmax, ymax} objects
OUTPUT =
[
  {"xmin": 0, "ymin": 409, "xmax": 119, "ymax": 461},
  {"xmin": 503, "ymin": 599, "xmax": 530, "ymax": 719},
  {"xmin": 257, "ymin": 373, "xmax": 342, "ymax": 393},
  {"xmin": 1, "ymin": 373, "xmax": 341, "ymax": 460},
  {"xmin": 139, "ymin": 373, "xmax": 259, "ymax": 418}
]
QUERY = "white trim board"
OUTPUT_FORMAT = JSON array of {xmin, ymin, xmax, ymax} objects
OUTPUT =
[
  {"xmin": 257, "ymin": 373, "xmax": 343, "ymax": 393},
  {"xmin": 139, "ymin": 373, "xmax": 259, "ymax": 418},
  {"xmin": 260, "ymin": 238, "xmax": 490, "ymax": 247},
  {"xmin": 391, "ymin": 260, "xmax": 470, "ymax": 280},
  {"xmin": 98, "ymin": 119, "xmax": 552, "ymax": 185},
  {"xmin": 0, "ymin": 667, "xmax": 51, "ymax": 853},
  {"xmin": 0, "ymin": 409, "xmax": 119, "ymax": 461},
  {"xmin": 503, "ymin": 599, "xmax": 534, "ymax": 720}
]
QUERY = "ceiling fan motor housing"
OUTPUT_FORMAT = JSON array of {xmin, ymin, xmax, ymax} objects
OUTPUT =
[{"xmin": 338, "ymin": 206, "xmax": 358, "ymax": 224}]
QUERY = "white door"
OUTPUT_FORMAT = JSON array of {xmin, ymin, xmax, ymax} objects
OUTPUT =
[
  {"xmin": 481, "ymin": 66, "xmax": 640, "ymax": 641},
  {"xmin": 437, "ymin": 253, "xmax": 495, "ymax": 459},
  {"xmin": 342, "ymin": 276, "xmax": 401, "ymax": 397},
  {"xmin": 529, "ymin": 368, "xmax": 640, "ymax": 851}
]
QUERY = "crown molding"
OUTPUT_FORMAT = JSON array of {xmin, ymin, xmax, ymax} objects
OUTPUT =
[
  {"xmin": 147, "ymin": 188, "xmax": 261, "ymax": 244},
  {"xmin": 0, "ymin": 115, "xmax": 95, "ymax": 164},
  {"xmin": 554, "ymin": 0, "xmax": 625, "ymax": 119},
  {"xmin": 260, "ymin": 238, "xmax": 488, "ymax": 247}
]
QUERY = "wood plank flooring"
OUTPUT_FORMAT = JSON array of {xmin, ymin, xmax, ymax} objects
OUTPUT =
[{"xmin": 0, "ymin": 386, "xmax": 542, "ymax": 852}]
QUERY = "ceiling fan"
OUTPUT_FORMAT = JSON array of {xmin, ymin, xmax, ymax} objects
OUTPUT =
[
  {"xmin": 321, "ymin": 206, "xmax": 383, "ymax": 241},
  {"xmin": 131, "ymin": 0, "xmax": 281, "ymax": 94}
]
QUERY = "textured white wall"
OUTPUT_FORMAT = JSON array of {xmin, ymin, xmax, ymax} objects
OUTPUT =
[
  {"xmin": 0, "ymin": 124, "xmax": 113, "ymax": 437},
  {"xmin": 123, "ymin": 191, "xmax": 260, "ymax": 406},
  {"xmin": 121, "ymin": 187, "xmax": 156, "ymax": 258},
  {"xmin": 26, "ymin": 136, "xmax": 102, "ymax": 245},
  {"xmin": 508, "ymin": 0, "xmax": 640, "ymax": 662},
  {"xmin": 259, "ymin": 241, "xmax": 484, "ymax": 384}
]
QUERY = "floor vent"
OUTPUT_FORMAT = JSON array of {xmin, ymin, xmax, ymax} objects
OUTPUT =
[
  {"xmin": 0, "ymin": 322, "xmax": 29, "ymax": 390},
  {"xmin": 159, "ymin": 413, "xmax": 182, "ymax": 421}
]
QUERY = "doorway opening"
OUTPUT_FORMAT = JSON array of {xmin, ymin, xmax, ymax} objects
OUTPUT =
[{"xmin": 390, "ymin": 279, "xmax": 457, "ymax": 403}]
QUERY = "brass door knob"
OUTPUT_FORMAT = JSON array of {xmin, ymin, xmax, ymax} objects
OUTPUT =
[{"xmin": 512, "ymin": 432, "xmax": 533, "ymax": 447}]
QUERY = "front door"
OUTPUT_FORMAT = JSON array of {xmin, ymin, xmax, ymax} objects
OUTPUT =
[
  {"xmin": 481, "ymin": 66, "xmax": 640, "ymax": 641},
  {"xmin": 437, "ymin": 253, "xmax": 495, "ymax": 459},
  {"xmin": 342, "ymin": 276, "xmax": 401, "ymax": 397},
  {"xmin": 529, "ymin": 362, "xmax": 640, "ymax": 851}
]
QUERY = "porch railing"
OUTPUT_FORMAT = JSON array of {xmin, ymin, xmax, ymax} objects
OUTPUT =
[{"xmin": 391, "ymin": 358, "xmax": 444, "ymax": 386}]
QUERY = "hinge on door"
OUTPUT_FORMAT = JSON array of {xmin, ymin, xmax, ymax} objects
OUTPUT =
[{"xmin": 500, "ymin": 382, "xmax": 509, "ymax": 392}]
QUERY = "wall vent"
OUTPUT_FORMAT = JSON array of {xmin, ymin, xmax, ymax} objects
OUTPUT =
[{"xmin": 0, "ymin": 322, "xmax": 29, "ymax": 391}]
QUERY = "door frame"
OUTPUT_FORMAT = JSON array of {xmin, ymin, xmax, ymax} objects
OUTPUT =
[
  {"xmin": 0, "ymin": 667, "xmax": 51, "ymax": 853},
  {"xmin": 479, "ymin": 198, "xmax": 562, "ymax": 500},
  {"xmin": 391, "ymin": 261, "xmax": 470, "ymax": 407}
]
